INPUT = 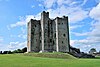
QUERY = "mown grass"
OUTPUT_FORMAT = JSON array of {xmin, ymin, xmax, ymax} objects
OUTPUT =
[
  {"xmin": 0, "ymin": 53, "xmax": 100, "ymax": 67},
  {"xmin": 22, "ymin": 52, "xmax": 76, "ymax": 59}
]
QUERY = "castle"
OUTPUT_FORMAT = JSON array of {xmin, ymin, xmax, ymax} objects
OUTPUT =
[{"xmin": 27, "ymin": 11, "xmax": 70, "ymax": 52}]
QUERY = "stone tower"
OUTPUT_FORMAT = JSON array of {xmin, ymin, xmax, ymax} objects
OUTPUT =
[{"xmin": 27, "ymin": 11, "xmax": 70, "ymax": 53}]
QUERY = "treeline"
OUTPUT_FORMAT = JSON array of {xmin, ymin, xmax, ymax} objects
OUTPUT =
[{"xmin": 0, "ymin": 47, "xmax": 27, "ymax": 54}]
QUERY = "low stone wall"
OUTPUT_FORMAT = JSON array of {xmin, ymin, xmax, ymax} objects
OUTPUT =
[{"xmin": 69, "ymin": 46, "xmax": 95, "ymax": 58}]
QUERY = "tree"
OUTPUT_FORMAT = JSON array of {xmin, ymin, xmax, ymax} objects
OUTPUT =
[
  {"xmin": 12, "ymin": 47, "xmax": 27, "ymax": 53},
  {"xmin": 22, "ymin": 47, "xmax": 27, "ymax": 53},
  {"xmin": 89, "ymin": 48, "xmax": 97, "ymax": 54},
  {"xmin": 0, "ymin": 51, "xmax": 2, "ymax": 54},
  {"xmin": 7, "ymin": 51, "xmax": 12, "ymax": 54},
  {"xmin": 17, "ymin": 49, "xmax": 22, "ymax": 53},
  {"xmin": 12, "ymin": 49, "xmax": 23, "ymax": 53},
  {"xmin": 2, "ymin": 51, "xmax": 8, "ymax": 54}
]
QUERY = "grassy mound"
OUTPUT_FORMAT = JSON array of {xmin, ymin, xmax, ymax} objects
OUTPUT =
[{"xmin": 22, "ymin": 52, "xmax": 76, "ymax": 59}]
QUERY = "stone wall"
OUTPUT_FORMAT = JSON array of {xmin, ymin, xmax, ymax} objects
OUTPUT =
[
  {"xmin": 55, "ymin": 16, "xmax": 70, "ymax": 52},
  {"xmin": 27, "ymin": 19, "xmax": 41, "ymax": 52},
  {"xmin": 27, "ymin": 11, "xmax": 70, "ymax": 53}
]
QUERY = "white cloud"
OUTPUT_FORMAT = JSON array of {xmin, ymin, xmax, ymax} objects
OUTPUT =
[
  {"xmin": 10, "ymin": 21, "xmax": 25, "ymax": 28},
  {"xmin": 8, "ymin": 42, "xmax": 19, "ymax": 49},
  {"xmin": 10, "ymin": 0, "xmax": 89, "ymax": 28},
  {"xmin": 10, "ymin": 15, "xmax": 35, "ymax": 28},
  {"xmin": 18, "ymin": 34, "xmax": 27, "ymax": 39},
  {"xmin": 69, "ymin": 8, "xmax": 88, "ymax": 23},
  {"xmin": 44, "ymin": 0, "xmax": 56, "ymax": 8},
  {"xmin": 88, "ymin": 3, "xmax": 100, "ymax": 43},
  {"xmin": 70, "ymin": 39, "xmax": 100, "ymax": 52},
  {"xmin": 37, "ymin": 0, "xmax": 87, "ymax": 8},
  {"xmin": 89, "ymin": 3, "xmax": 100, "ymax": 21},
  {"xmin": 70, "ymin": 24, "xmax": 100, "ymax": 52},
  {"xmin": 71, "ymin": 39, "xmax": 89, "ymax": 45},
  {"xmin": 69, "ymin": 25, "xmax": 83, "ymax": 31},
  {"xmin": 57, "ymin": 0, "xmax": 63, "ymax": 6},
  {"xmin": 71, "ymin": 32, "xmax": 89, "ymax": 36},
  {"xmin": 70, "ymin": 3, "xmax": 100, "ymax": 52},
  {"xmin": 10, "ymin": 13, "xmax": 42, "ymax": 28},
  {"xmin": 70, "ymin": 40, "xmax": 77, "ymax": 45},
  {"xmin": 70, "ymin": 2, "xmax": 78, "ymax": 6},
  {"xmin": 0, "ymin": 44, "xmax": 10, "ymax": 51},
  {"xmin": 45, "ymin": 6, "xmax": 89, "ymax": 23},
  {"xmin": 8, "ymin": 41, "xmax": 27, "ymax": 50},
  {"xmin": 57, "ymin": 0, "xmax": 81, "ymax": 6}
]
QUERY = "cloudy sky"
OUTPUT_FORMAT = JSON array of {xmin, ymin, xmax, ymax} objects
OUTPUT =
[{"xmin": 0, "ymin": 0, "xmax": 100, "ymax": 53}]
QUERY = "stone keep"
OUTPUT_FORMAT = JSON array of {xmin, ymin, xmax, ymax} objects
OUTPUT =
[{"xmin": 27, "ymin": 11, "xmax": 70, "ymax": 52}]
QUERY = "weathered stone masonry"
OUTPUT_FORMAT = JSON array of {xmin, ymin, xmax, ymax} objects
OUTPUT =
[{"xmin": 27, "ymin": 11, "xmax": 70, "ymax": 52}]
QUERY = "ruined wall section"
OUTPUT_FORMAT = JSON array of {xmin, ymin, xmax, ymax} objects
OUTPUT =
[
  {"xmin": 56, "ymin": 16, "xmax": 70, "ymax": 52},
  {"xmin": 27, "ymin": 20, "xmax": 31, "ymax": 52},
  {"xmin": 41, "ymin": 11, "xmax": 54, "ymax": 51},
  {"xmin": 28, "ymin": 19, "xmax": 41, "ymax": 52},
  {"xmin": 52, "ymin": 20, "xmax": 56, "ymax": 51},
  {"xmin": 47, "ymin": 20, "xmax": 54, "ymax": 52}
]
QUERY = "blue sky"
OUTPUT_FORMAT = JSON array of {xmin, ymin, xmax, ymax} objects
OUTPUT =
[{"xmin": 0, "ymin": 0, "xmax": 100, "ymax": 53}]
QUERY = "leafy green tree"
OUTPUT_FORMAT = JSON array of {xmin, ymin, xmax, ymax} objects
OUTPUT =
[
  {"xmin": 22, "ymin": 47, "xmax": 27, "ymax": 53},
  {"xmin": 7, "ymin": 51, "xmax": 12, "ymax": 54},
  {"xmin": 12, "ymin": 47, "xmax": 27, "ymax": 53},
  {"xmin": 13, "ymin": 49, "xmax": 23, "ymax": 53},
  {"xmin": 89, "ymin": 48, "xmax": 97, "ymax": 54}
]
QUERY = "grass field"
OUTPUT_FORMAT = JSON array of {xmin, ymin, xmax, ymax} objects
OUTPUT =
[{"xmin": 0, "ymin": 53, "xmax": 100, "ymax": 67}]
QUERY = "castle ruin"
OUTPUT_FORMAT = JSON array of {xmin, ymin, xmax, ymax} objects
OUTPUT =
[{"xmin": 27, "ymin": 11, "xmax": 70, "ymax": 52}]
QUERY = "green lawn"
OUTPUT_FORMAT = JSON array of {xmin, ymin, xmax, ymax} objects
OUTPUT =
[{"xmin": 0, "ymin": 54, "xmax": 100, "ymax": 67}]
